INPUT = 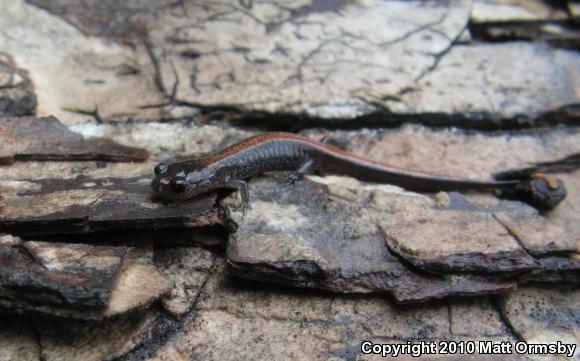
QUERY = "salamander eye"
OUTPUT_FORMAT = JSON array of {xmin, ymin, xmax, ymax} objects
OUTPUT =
[
  {"xmin": 154, "ymin": 163, "xmax": 168, "ymax": 176},
  {"xmin": 170, "ymin": 178, "xmax": 186, "ymax": 193}
]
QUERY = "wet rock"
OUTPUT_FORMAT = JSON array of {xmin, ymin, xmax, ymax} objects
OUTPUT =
[
  {"xmin": 0, "ymin": 2, "xmax": 577, "ymax": 358},
  {"xmin": 497, "ymin": 170, "xmax": 580, "ymax": 283},
  {"xmin": 0, "ymin": 53, "xmax": 37, "ymax": 117},
  {"xmin": 328, "ymin": 296, "xmax": 451, "ymax": 341},
  {"xmin": 519, "ymin": 256, "xmax": 580, "ymax": 284},
  {"xmin": 149, "ymin": 261, "xmax": 349, "ymax": 360},
  {"xmin": 154, "ymin": 3, "xmax": 578, "ymax": 128},
  {"xmin": 154, "ymin": 246, "xmax": 215, "ymax": 316},
  {"xmin": 498, "ymin": 286, "xmax": 580, "ymax": 358},
  {"xmin": 0, "ymin": 116, "xmax": 149, "ymax": 164},
  {"xmin": 0, "ymin": 159, "xmax": 154, "ymax": 182},
  {"xmin": 0, "ymin": 234, "xmax": 170, "ymax": 319},
  {"xmin": 226, "ymin": 176, "xmax": 515, "ymax": 303},
  {"xmin": 0, "ymin": 176, "xmax": 224, "ymax": 236},
  {"xmin": 197, "ymin": 260, "xmax": 335, "ymax": 325},
  {"xmin": 2, "ymin": 0, "xmax": 578, "ymax": 127}
]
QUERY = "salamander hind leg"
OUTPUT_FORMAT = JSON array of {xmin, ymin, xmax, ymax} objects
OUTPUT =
[{"xmin": 285, "ymin": 159, "xmax": 315, "ymax": 185}]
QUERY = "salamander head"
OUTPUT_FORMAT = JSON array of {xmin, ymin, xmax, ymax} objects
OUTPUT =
[{"xmin": 151, "ymin": 161, "xmax": 218, "ymax": 200}]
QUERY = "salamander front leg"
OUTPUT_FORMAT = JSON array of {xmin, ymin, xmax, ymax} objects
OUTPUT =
[
  {"xmin": 224, "ymin": 179, "xmax": 252, "ymax": 215},
  {"xmin": 285, "ymin": 159, "xmax": 314, "ymax": 185}
]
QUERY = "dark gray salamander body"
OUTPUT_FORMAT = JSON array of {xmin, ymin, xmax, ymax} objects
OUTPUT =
[{"xmin": 151, "ymin": 132, "xmax": 523, "ymax": 212}]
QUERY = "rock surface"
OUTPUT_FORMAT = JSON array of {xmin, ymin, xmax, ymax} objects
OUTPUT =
[
  {"xmin": 226, "ymin": 175, "xmax": 517, "ymax": 302},
  {"xmin": 1, "ymin": 119, "xmax": 578, "ymax": 357},
  {"xmin": 301, "ymin": 127, "xmax": 580, "ymax": 276},
  {"xmin": 0, "ymin": 0, "xmax": 166, "ymax": 123},
  {"xmin": 494, "ymin": 212, "xmax": 577, "ymax": 255},
  {"xmin": 0, "ymin": 0, "xmax": 578, "ymax": 360},
  {"xmin": 146, "ymin": 259, "xmax": 519, "ymax": 361},
  {"xmin": 0, "ymin": 1, "xmax": 577, "ymax": 127},
  {"xmin": 155, "ymin": 245, "xmax": 216, "ymax": 316},
  {"xmin": 381, "ymin": 206, "xmax": 536, "ymax": 274},
  {"xmin": 34, "ymin": 310, "xmax": 177, "ymax": 361},
  {"xmin": 499, "ymin": 286, "xmax": 580, "ymax": 359}
]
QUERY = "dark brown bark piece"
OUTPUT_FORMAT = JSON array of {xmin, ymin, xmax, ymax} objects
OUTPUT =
[
  {"xmin": 25, "ymin": 0, "xmax": 172, "ymax": 45},
  {"xmin": 0, "ymin": 234, "xmax": 128, "ymax": 308},
  {"xmin": 0, "ymin": 176, "xmax": 225, "ymax": 236},
  {"xmin": 470, "ymin": 22, "xmax": 580, "ymax": 49},
  {"xmin": 0, "ymin": 234, "xmax": 170, "ymax": 319},
  {"xmin": 0, "ymin": 116, "xmax": 149, "ymax": 164},
  {"xmin": 33, "ymin": 310, "xmax": 179, "ymax": 361},
  {"xmin": 519, "ymin": 256, "xmax": 580, "ymax": 283}
]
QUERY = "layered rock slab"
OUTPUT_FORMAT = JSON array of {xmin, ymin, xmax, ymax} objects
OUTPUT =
[
  {"xmin": 380, "ymin": 206, "xmax": 537, "ymax": 274},
  {"xmin": 302, "ymin": 127, "xmax": 580, "ymax": 277},
  {"xmin": 0, "ymin": 116, "xmax": 149, "ymax": 164},
  {"xmin": 3, "ymin": 1, "xmax": 577, "ymax": 126},
  {"xmin": 382, "ymin": 182, "xmax": 580, "ymax": 279},
  {"xmin": 226, "ymin": 176, "xmax": 515, "ymax": 303},
  {"xmin": 155, "ymin": 1, "xmax": 579, "ymax": 125},
  {"xmin": 0, "ymin": 0, "xmax": 166, "ymax": 123},
  {"xmin": 0, "ymin": 234, "xmax": 170, "ymax": 319},
  {"xmin": 469, "ymin": 0, "xmax": 579, "ymax": 49}
]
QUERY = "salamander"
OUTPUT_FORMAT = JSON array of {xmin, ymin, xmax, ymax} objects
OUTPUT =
[{"xmin": 151, "ymin": 132, "xmax": 541, "ymax": 213}]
